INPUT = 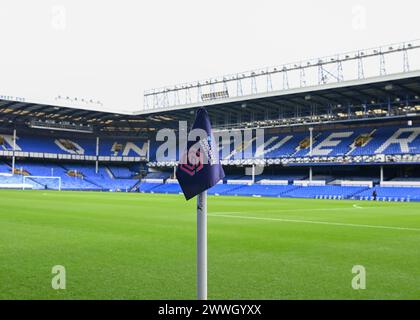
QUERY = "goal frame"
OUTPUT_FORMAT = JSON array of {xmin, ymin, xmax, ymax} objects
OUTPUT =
[{"xmin": 22, "ymin": 176, "xmax": 62, "ymax": 191}]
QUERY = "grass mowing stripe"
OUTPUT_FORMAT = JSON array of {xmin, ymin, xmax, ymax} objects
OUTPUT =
[{"xmin": 208, "ymin": 213, "xmax": 420, "ymax": 232}]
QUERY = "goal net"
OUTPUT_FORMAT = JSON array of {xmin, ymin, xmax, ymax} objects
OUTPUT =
[{"xmin": 23, "ymin": 176, "xmax": 62, "ymax": 191}]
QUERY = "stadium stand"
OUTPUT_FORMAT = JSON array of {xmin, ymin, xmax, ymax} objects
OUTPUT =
[
  {"xmin": 2, "ymin": 125, "xmax": 420, "ymax": 164},
  {"xmin": 1, "ymin": 39, "xmax": 420, "ymax": 209},
  {"xmin": 147, "ymin": 125, "xmax": 420, "ymax": 163},
  {"xmin": 0, "ymin": 161, "xmax": 139, "ymax": 191},
  {"xmin": 135, "ymin": 180, "xmax": 420, "ymax": 201},
  {"xmin": 2, "ymin": 122, "xmax": 420, "ymax": 201},
  {"xmin": 135, "ymin": 157, "xmax": 420, "ymax": 201},
  {"xmin": 0, "ymin": 133, "xmax": 148, "ymax": 160},
  {"xmin": 355, "ymin": 186, "xmax": 420, "ymax": 201},
  {"xmin": 281, "ymin": 185, "xmax": 368, "ymax": 199},
  {"xmin": 62, "ymin": 164, "xmax": 138, "ymax": 191},
  {"xmin": 135, "ymin": 180, "xmax": 420, "ymax": 202}
]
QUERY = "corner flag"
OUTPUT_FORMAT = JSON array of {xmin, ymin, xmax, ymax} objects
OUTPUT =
[
  {"xmin": 176, "ymin": 108, "xmax": 225, "ymax": 200},
  {"xmin": 176, "ymin": 107, "xmax": 225, "ymax": 300}
]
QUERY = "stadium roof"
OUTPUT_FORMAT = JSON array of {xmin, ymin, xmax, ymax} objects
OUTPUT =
[{"xmin": 1, "ymin": 70, "xmax": 420, "ymax": 135}]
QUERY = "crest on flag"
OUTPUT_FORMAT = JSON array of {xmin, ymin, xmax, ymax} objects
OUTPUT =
[{"xmin": 179, "ymin": 148, "xmax": 204, "ymax": 176}]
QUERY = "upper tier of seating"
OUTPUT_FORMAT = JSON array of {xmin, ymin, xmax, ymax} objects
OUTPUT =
[
  {"xmin": 0, "ymin": 133, "xmax": 148, "ymax": 158},
  {"xmin": 149, "ymin": 125, "xmax": 420, "ymax": 162},
  {"xmin": 1, "ymin": 125, "xmax": 419, "ymax": 163}
]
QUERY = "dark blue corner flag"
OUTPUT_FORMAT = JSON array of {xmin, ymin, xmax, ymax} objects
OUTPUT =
[{"xmin": 176, "ymin": 108, "xmax": 225, "ymax": 201}]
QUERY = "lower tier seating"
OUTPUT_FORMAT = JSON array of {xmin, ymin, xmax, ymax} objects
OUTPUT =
[
  {"xmin": 2, "ymin": 160, "xmax": 420, "ymax": 201},
  {"xmin": 0, "ymin": 161, "xmax": 139, "ymax": 191},
  {"xmin": 137, "ymin": 182, "xmax": 420, "ymax": 201},
  {"xmin": 355, "ymin": 187, "xmax": 420, "ymax": 201}
]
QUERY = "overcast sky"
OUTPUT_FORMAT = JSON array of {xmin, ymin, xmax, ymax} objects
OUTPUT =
[{"xmin": 0, "ymin": 0, "xmax": 419, "ymax": 113}]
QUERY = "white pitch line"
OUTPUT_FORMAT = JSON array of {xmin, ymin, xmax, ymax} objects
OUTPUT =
[
  {"xmin": 208, "ymin": 213, "xmax": 420, "ymax": 232},
  {"xmin": 210, "ymin": 206, "xmax": 372, "ymax": 215}
]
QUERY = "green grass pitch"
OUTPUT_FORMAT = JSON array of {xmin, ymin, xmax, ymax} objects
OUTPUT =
[{"xmin": 0, "ymin": 189, "xmax": 420, "ymax": 300}]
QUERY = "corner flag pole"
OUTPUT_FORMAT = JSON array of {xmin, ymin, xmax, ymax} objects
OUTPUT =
[
  {"xmin": 176, "ymin": 107, "xmax": 224, "ymax": 300},
  {"xmin": 197, "ymin": 191, "xmax": 207, "ymax": 300}
]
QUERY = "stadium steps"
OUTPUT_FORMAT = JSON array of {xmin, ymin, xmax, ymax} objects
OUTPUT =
[
  {"xmin": 129, "ymin": 180, "xmax": 142, "ymax": 192},
  {"xmin": 219, "ymin": 184, "xmax": 250, "ymax": 195},
  {"xmin": 279, "ymin": 186, "xmax": 303, "ymax": 197},
  {"xmin": 59, "ymin": 164, "xmax": 68, "ymax": 170},
  {"xmin": 2, "ymin": 161, "xmax": 12, "ymax": 168},
  {"xmin": 138, "ymin": 182, "xmax": 166, "ymax": 193},
  {"xmin": 281, "ymin": 185, "xmax": 302, "ymax": 195},
  {"xmin": 148, "ymin": 183, "xmax": 165, "ymax": 192},
  {"xmin": 146, "ymin": 183, "xmax": 165, "ymax": 193},
  {"xmin": 0, "ymin": 161, "xmax": 13, "ymax": 172},
  {"xmin": 105, "ymin": 166, "xmax": 115, "ymax": 179},
  {"xmin": 60, "ymin": 164, "xmax": 105, "ymax": 190},
  {"xmin": 344, "ymin": 187, "xmax": 371, "ymax": 199},
  {"xmin": 82, "ymin": 177, "xmax": 105, "ymax": 190}
]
